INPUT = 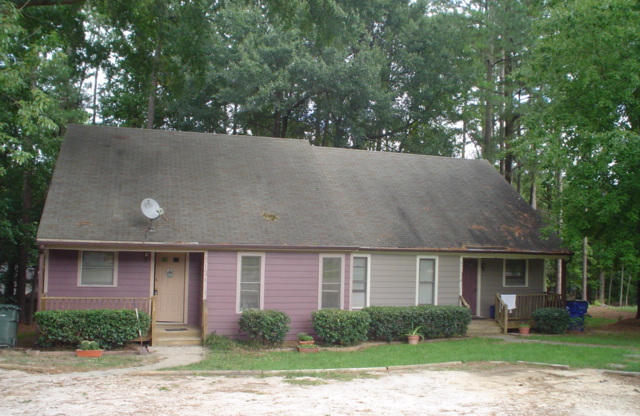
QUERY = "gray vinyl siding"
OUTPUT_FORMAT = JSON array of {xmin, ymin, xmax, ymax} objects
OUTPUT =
[
  {"xmin": 370, "ymin": 254, "xmax": 416, "ymax": 306},
  {"xmin": 368, "ymin": 253, "xmax": 462, "ymax": 307},
  {"xmin": 437, "ymin": 255, "xmax": 461, "ymax": 306},
  {"xmin": 478, "ymin": 258, "xmax": 547, "ymax": 318}
]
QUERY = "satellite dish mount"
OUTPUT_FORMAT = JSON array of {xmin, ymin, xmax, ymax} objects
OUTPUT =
[{"xmin": 141, "ymin": 198, "xmax": 164, "ymax": 232}]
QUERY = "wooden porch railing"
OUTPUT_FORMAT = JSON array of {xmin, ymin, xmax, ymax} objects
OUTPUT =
[
  {"xmin": 39, "ymin": 296, "xmax": 157, "ymax": 343},
  {"xmin": 495, "ymin": 293, "xmax": 564, "ymax": 334},
  {"xmin": 40, "ymin": 296, "xmax": 154, "ymax": 314}
]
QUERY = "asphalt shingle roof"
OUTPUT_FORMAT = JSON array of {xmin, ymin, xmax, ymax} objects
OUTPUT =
[{"xmin": 37, "ymin": 125, "xmax": 566, "ymax": 254}]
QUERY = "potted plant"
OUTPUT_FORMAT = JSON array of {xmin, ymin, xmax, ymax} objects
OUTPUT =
[
  {"xmin": 297, "ymin": 332, "xmax": 315, "ymax": 345},
  {"xmin": 518, "ymin": 322, "xmax": 531, "ymax": 335},
  {"xmin": 296, "ymin": 332, "xmax": 318, "ymax": 352},
  {"xmin": 405, "ymin": 325, "xmax": 424, "ymax": 345},
  {"xmin": 297, "ymin": 343, "xmax": 319, "ymax": 353},
  {"xmin": 76, "ymin": 340, "xmax": 103, "ymax": 357}
]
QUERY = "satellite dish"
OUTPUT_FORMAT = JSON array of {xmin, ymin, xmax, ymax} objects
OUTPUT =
[{"xmin": 141, "ymin": 198, "xmax": 164, "ymax": 220}]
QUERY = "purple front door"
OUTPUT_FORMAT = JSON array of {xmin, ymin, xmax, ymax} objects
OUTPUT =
[{"xmin": 462, "ymin": 259, "xmax": 478, "ymax": 316}]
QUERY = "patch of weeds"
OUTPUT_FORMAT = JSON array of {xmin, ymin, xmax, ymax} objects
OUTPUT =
[
  {"xmin": 158, "ymin": 386, "xmax": 171, "ymax": 391},
  {"xmin": 283, "ymin": 378, "xmax": 327, "ymax": 386},
  {"xmin": 237, "ymin": 339, "xmax": 284, "ymax": 350},
  {"xmin": 204, "ymin": 333, "xmax": 238, "ymax": 351},
  {"xmin": 280, "ymin": 371, "xmax": 379, "ymax": 382}
]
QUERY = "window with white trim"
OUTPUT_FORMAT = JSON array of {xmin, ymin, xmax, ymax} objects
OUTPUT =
[
  {"xmin": 79, "ymin": 251, "xmax": 117, "ymax": 287},
  {"xmin": 320, "ymin": 256, "xmax": 343, "ymax": 309},
  {"xmin": 351, "ymin": 256, "xmax": 369, "ymax": 309},
  {"xmin": 238, "ymin": 254, "xmax": 264, "ymax": 311},
  {"xmin": 504, "ymin": 259, "xmax": 527, "ymax": 287},
  {"xmin": 417, "ymin": 258, "xmax": 436, "ymax": 305}
]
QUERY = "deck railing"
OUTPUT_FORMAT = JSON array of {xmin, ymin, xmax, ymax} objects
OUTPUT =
[
  {"xmin": 40, "ymin": 296, "xmax": 154, "ymax": 315},
  {"xmin": 495, "ymin": 293, "xmax": 564, "ymax": 334}
]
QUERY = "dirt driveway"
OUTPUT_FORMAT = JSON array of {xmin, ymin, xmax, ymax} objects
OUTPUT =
[
  {"xmin": 1, "ymin": 358, "xmax": 639, "ymax": 416},
  {"xmin": 2, "ymin": 306, "xmax": 638, "ymax": 415}
]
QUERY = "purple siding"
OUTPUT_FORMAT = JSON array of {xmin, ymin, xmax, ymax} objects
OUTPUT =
[
  {"xmin": 344, "ymin": 255, "xmax": 351, "ymax": 310},
  {"xmin": 187, "ymin": 253, "xmax": 204, "ymax": 326},
  {"xmin": 264, "ymin": 252, "xmax": 320, "ymax": 337},
  {"xmin": 206, "ymin": 251, "xmax": 238, "ymax": 337},
  {"xmin": 46, "ymin": 249, "xmax": 151, "ymax": 297},
  {"xmin": 206, "ymin": 251, "xmax": 352, "ymax": 340}
]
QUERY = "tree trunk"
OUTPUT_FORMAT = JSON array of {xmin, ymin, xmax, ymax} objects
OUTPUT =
[
  {"xmin": 92, "ymin": 68, "xmax": 99, "ymax": 125},
  {"xmin": 16, "ymin": 171, "xmax": 32, "ymax": 321},
  {"xmin": 598, "ymin": 270, "xmax": 605, "ymax": 304},
  {"xmin": 146, "ymin": 37, "xmax": 162, "ymax": 129},
  {"xmin": 461, "ymin": 118, "xmax": 467, "ymax": 159},
  {"xmin": 636, "ymin": 278, "xmax": 640, "ymax": 319},
  {"xmin": 530, "ymin": 170, "xmax": 537, "ymax": 209},
  {"xmin": 582, "ymin": 236, "xmax": 588, "ymax": 301},
  {"xmin": 624, "ymin": 273, "xmax": 631, "ymax": 306},
  {"xmin": 280, "ymin": 112, "xmax": 289, "ymax": 138},
  {"xmin": 483, "ymin": 53, "xmax": 494, "ymax": 162},
  {"xmin": 619, "ymin": 264, "xmax": 624, "ymax": 307}
]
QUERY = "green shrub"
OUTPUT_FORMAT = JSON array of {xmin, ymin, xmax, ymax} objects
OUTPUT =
[
  {"xmin": 311, "ymin": 309, "xmax": 371, "ymax": 345},
  {"xmin": 34, "ymin": 309, "xmax": 151, "ymax": 349},
  {"xmin": 238, "ymin": 309, "xmax": 290, "ymax": 345},
  {"xmin": 297, "ymin": 332, "xmax": 314, "ymax": 342},
  {"xmin": 363, "ymin": 305, "xmax": 471, "ymax": 342},
  {"xmin": 204, "ymin": 332, "xmax": 237, "ymax": 350},
  {"xmin": 78, "ymin": 340, "xmax": 101, "ymax": 350},
  {"xmin": 533, "ymin": 307, "xmax": 571, "ymax": 334}
]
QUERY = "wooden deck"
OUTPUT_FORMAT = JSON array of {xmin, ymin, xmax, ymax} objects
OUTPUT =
[{"xmin": 495, "ymin": 293, "xmax": 564, "ymax": 334}]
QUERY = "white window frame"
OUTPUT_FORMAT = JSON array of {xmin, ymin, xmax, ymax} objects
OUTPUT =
[
  {"xmin": 236, "ymin": 252, "xmax": 265, "ymax": 313},
  {"xmin": 78, "ymin": 251, "xmax": 118, "ymax": 287},
  {"xmin": 318, "ymin": 254, "xmax": 345, "ymax": 309},
  {"xmin": 350, "ymin": 254, "xmax": 371, "ymax": 310},
  {"xmin": 415, "ymin": 256, "xmax": 438, "ymax": 305},
  {"xmin": 503, "ymin": 259, "xmax": 528, "ymax": 287}
]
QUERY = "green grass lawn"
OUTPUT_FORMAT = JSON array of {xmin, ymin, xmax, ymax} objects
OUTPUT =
[
  {"xmin": 172, "ymin": 337, "xmax": 640, "ymax": 373},
  {"xmin": 528, "ymin": 331, "xmax": 640, "ymax": 348}
]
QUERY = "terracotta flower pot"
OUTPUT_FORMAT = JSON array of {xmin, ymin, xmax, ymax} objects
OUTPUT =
[
  {"xmin": 519, "ymin": 327, "xmax": 530, "ymax": 335},
  {"xmin": 407, "ymin": 335, "xmax": 421, "ymax": 345},
  {"xmin": 76, "ymin": 349, "xmax": 104, "ymax": 358}
]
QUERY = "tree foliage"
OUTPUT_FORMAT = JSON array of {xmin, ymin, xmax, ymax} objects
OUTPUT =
[{"xmin": 1, "ymin": 0, "xmax": 639, "ymax": 315}]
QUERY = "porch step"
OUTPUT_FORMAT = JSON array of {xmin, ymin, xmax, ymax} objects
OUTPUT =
[
  {"xmin": 466, "ymin": 319, "xmax": 503, "ymax": 336},
  {"xmin": 153, "ymin": 324, "xmax": 202, "ymax": 346}
]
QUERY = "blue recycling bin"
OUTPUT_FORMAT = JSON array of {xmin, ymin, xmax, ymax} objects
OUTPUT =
[
  {"xmin": 0, "ymin": 305, "xmax": 20, "ymax": 348},
  {"xmin": 565, "ymin": 300, "xmax": 589, "ymax": 331}
]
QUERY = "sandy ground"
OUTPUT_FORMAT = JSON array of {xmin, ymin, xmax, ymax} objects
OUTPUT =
[
  {"xmin": 1, "ymin": 345, "xmax": 639, "ymax": 416},
  {"xmin": 2, "ymin": 306, "xmax": 638, "ymax": 416}
]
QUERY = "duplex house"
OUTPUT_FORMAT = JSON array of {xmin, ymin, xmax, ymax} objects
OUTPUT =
[{"xmin": 37, "ymin": 125, "xmax": 570, "ymax": 344}]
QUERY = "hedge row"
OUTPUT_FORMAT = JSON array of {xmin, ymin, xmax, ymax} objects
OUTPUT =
[
  {"xmin": 238, "ymin": 309, "xmax": 291, "ymax": 345},
  {"xmin": 34, "ymin": 309, "xmax": 151, "ymax": 349},
  {"xmin": 236, "ymin": 305, "xmax": 470, "ymax": 346},
  {"xmin": 532, "ymin": 307, "xmax": 572, "ymax": 334},
  {"xmin": 363, "ymin": 305, "xmax": 472, "ymax": 342},
  {"xmin": 311, "ymin": 309, "xmax": 371, "ymax": 345}
]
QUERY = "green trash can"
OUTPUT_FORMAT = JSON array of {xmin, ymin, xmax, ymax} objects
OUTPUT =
[{"xmin": 0, "ymin": 304, "xmax": 20, "ymax": 348}]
